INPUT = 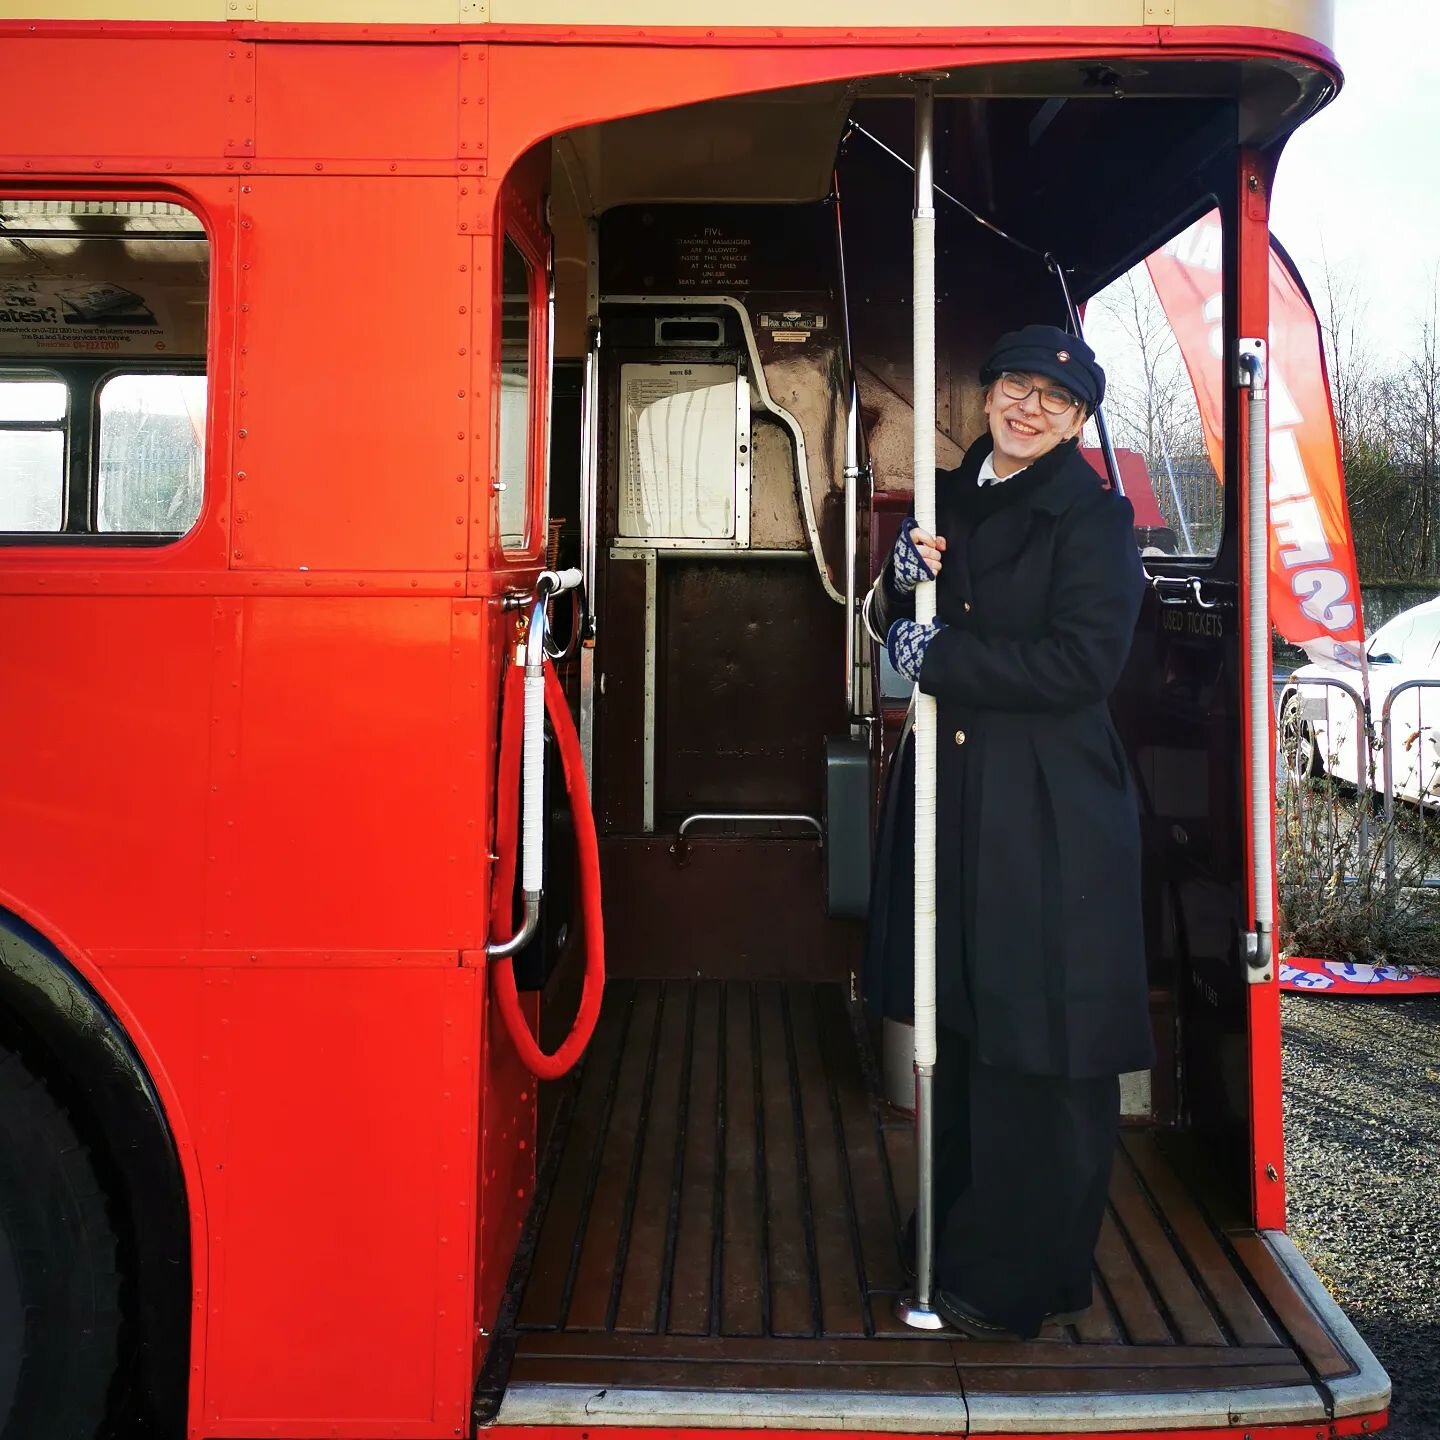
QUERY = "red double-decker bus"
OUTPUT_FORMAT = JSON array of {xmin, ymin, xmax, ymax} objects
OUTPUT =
[{"xmin": 0, "ymin": 3, "xmax": 1392, "ymax": 1438}]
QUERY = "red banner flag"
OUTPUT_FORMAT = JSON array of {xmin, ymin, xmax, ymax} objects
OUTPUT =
[{"xmin": 1146, "ymin": 213, "xmax": 1366, "ymax": 668}]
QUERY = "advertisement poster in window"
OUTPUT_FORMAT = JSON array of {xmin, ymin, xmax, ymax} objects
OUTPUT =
[{"xmin": 0, "ymin": 277, "xmax": 202, "ymax": 357}]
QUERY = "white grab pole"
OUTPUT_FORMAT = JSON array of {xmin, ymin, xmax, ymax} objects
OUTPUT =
[
  {"xmin": 1243, "ymin": 345, "xmax": 1275, "ymax": 981},
  {"xmin": 898, "ymin": 79, "xmax": 944, "ymax": 1332},
  {"xmin": 911, "ymin": 94, "xmax": 938, "ymax": 1077},
  {"xmin": 522, "ymin": 667, "xmax": 546, "ymax": 894},
  {"xmin": 487, "ymin": 569, "xmax": 583, "ymax": 960},
  {"xmin": 522, "ymin": 569, "xmax": 580, "ymax": 897}
]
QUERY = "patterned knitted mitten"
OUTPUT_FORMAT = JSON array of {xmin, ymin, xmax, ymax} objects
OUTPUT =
[
  {"xmin": 887, "ymin": 618, "xmax": 944, "ymax": 683},
  {"xmin": 890, "ymin": 517, "xmax": 936, "ymax": 594}
]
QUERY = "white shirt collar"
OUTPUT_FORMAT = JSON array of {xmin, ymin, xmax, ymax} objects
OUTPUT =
[{"xmin": 977, "ymin": 453, "xmax": 1030, "ymax": 487}]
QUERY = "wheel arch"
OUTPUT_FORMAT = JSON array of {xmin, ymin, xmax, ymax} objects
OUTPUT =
[{"xmin": 0, "ymin": 905, "xmax": 192, "ymax": 1438}]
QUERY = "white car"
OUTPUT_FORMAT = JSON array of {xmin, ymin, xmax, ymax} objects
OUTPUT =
[{"xmin": 1279, "ymin": 596, "xmax": 1440, "ymax": 803}]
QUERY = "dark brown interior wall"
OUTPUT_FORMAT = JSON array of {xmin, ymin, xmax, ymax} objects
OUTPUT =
[{"xmin": 837, "ymin": 102, "xmax": 1073, "ymax": 487}]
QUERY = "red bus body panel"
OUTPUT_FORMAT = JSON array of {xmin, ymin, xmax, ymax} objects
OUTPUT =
[{"xmin": 0, "ymin": 19, "xmax": 1338, "ymax": 1439}]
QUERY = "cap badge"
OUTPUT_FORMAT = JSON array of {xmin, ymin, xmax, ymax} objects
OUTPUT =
[{"xmin": 1056, "ymin": 350, "xmax": 1070, "ymax": 362}]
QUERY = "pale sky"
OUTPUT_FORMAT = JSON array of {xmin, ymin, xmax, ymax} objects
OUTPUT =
[{"xmin": 1269, "ymin": 0, "xmax": 1439, "ymax": 363}]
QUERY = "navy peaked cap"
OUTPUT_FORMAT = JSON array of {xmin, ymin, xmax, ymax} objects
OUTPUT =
[{"xmin": 980, "ymin": 323, "xmax": 1105, "ymax": 412}]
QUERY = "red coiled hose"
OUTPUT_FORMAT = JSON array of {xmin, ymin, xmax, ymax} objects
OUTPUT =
[{"xmin": 489, "ymin": 658, "xmax": 605, "ymax": 1079}]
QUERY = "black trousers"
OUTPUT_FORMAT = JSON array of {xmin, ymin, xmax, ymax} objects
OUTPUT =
[{"xmin": 932, "ymin": 1025, "xmax": 1120, "ymax": 1338}]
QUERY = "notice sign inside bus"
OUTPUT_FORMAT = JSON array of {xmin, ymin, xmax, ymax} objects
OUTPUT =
[{"xmin": 0, "ymin": 276, "xmax": 196, "ymax": 356}]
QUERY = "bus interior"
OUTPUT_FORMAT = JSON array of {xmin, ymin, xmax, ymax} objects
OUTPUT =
[{"xmin": 475, "ymin": 55, "xmax": 1386, "ymax": 1435}]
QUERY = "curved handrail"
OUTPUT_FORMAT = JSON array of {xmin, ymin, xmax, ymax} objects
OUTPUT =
[{"xmin": 677, "ymin": 812, "xmax": 822, "ymax": 839}]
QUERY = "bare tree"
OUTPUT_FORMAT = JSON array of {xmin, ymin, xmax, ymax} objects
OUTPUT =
[
  {"xmin": 1314, "ymin": 251, "xmax": 1399, "ymax": 579},
  {"xmin": 1308, "ymin": 249, "xmax": 1440, "ymax": 584},
  {"xmin": 1098, "ymin": 272, "xmax": 1193, "ymax": 461},
  {"xmin": 1097, "ymin": 268, "xmax": 1217, "ymax": 549},
  {"xmin": 1388, "ymin": 273, "xmax": 1440, "ymax": 576},
  {"xmin": 1315, "ymin": 244, "xmax": 1367, "ymax": 451}
]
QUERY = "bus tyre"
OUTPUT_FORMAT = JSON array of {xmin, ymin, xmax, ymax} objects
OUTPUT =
[
  {"xmin": 0, "ymin": 1047, "xmax": 122, "ymax": 1440},
  {"xmin": 1280, "ymin": 693, "xmax": 1322, "ymax": 780}
]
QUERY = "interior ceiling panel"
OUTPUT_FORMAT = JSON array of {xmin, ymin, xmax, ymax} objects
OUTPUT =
[
  {"xmin": 551, "ymin": 53, "xmax": 1329, "ymax": 221},
  {"xmin": 554, "ymin": 82, "xmax": 856, "ymax": 215}
]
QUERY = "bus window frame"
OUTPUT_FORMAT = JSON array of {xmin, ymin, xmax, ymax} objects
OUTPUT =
[
  {"xmin": 1081, "ymin": 190, "xmax": 1231, "ymax": 574},
  {"xmin": 91, "ymin": 363, "xmax": 208, "ymax": 537},
  {"xmin": 0, "ymin": 186, "xmax": 213, "ymax": 551},
  {"xmin": 0, "ymin": 365, "xmax": 68, "ymax": 534},
  {"xmin": 491, "ymin": 194, "xmax": 552, "ymax": 571}
]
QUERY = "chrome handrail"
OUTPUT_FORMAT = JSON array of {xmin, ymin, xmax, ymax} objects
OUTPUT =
[
  {"xmin": 488, "ymin": 568, "xmax": 583, "ymax": 959},
  {"xmin": 676, "ymin": 812, "xmax": 822, "ymax": 839},
  {"xmin": 1151, "ymin": 574, "xmax": 1217, "ymax": 608}
]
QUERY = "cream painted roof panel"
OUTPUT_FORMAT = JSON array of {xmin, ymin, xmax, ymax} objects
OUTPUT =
[
  {"xmin": 2, "ymin": 0, "xmax": 468, "ymax": 16},
  {"xmin": 0, "ymin": 0, "xmax": 1333, "ymax": 46},
  {"xmin": 486, "ymin": 0, "xmax": 1145, "ymax": 23},
  {"xmin": 253, "ymin": 0, "xmax": 463, "ymax": 18},
  {"xmin": 5, "ymin": 1, "xmax": 224, "ymax": 16},
  {"xmin": 1172, "ymin": 0, "xmax": 1333, "ymax": 32}
]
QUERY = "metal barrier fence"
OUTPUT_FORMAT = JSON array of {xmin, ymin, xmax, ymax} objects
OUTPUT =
[
  {"xmin": 1277, "ymin": 673, "xmax": 1372, "ymax": 865},
  {"xmin": 1380, "ymin": 677, "xmax": 1440, "ymax": 888},
  {"xmin": 1278, "ymin": 673, "xmax": 1440, "ymax": 889}
]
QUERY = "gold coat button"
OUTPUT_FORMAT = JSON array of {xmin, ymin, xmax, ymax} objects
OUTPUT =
[{"xmin": 954, "ymin": 729, "xmax": 967, "ymax": 745}]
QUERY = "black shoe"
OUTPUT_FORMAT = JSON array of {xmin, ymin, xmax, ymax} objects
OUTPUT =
[
  {"xmin": 902, "ymin": 1219, "xmax": 1089, "ymax": 1331},
  {"xmin": 1046, "ymin": 1285, "xmax": 1094, "ymax": 1327},
  {"xmin": 933, "ymin": 1289, "xmax": 1021, "ymax": 1341},
  {"xmin": 933, "ymin": 1288, "xmax": 1084, "ymax": 1338}
]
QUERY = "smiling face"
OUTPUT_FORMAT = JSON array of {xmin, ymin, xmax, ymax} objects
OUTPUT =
[{"xmin": 984, "ymin": 370, "xmax": 1086, "ymax": 477}]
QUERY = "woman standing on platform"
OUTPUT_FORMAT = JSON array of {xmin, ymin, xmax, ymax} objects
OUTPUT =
[{"xmin": 864, "ymin": 323, "xmax": 1151, "ymax": 1341}]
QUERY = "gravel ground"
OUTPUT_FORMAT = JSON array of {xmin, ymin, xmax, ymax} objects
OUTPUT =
[{"xmin": 1282, "ymin": 992, "xmax": 1440, "ymax": 1437}]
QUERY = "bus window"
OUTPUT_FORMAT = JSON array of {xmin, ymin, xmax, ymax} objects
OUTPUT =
[
  {"xmin": 97, "ymin": 372, "xmax": 205, "ymax": 533},
  {"xmin": 0, "ymin": 375, "xmax": 65, "ymax": 531},
  {"xmin": 497, "ymin": 236, "xmax": 533, "ymax": 549},
  {"xmin": 0, "ymin": 196, "xmax": 208, "ymax": 542},
  {"xmin": 1084, "ymin": 206, "xmax": 1225, "ymax": 559}
]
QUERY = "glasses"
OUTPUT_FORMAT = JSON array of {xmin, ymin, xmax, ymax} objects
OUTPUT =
[{"xmin": 996, "ymin": 371, "xmax": 1083, "ymax": 416}]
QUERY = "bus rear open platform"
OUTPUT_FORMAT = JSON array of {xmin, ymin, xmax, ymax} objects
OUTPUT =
[{"xmin": 478, "ymin": 978, "xmax": 1385, "ymax": 1434}]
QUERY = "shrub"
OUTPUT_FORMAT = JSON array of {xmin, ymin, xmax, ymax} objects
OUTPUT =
[{"xmin": 1276, "ymin": 736, "xmax": 1440, "ymax": 971}]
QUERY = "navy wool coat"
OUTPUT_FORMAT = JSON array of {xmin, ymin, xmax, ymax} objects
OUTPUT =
[{"xmin": 865, "ymin": 434, "xmax": 1153, "ymax": 1079}]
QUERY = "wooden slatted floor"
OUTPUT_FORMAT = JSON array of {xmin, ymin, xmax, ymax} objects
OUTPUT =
[{"xmin": 486, "ymin": 979, "xmax": 1359, "ymax": 1416}]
